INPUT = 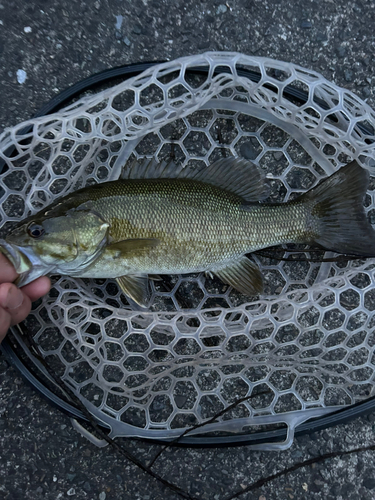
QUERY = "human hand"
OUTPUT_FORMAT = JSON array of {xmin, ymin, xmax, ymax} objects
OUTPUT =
[{"xmin": 0, "ymin": 254, "xmax": 50, "ymax": 343}]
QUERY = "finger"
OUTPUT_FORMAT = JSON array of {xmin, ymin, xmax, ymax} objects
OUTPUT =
[
  {"xmin": 9, "ymin": 293, "xmax": 32, "ymax": 326},
  {"xmin": 0, "ymin": 253, "xmax": 18, "ymax": 284},
  {"xmin": 0, "ymin": 282, "xmax": 32, "ymax": 326},
  {"xmin": 0, "ymin": 282, "xmax": 24, "ymax": 309},
  {"xmin": 0, "ymin": 307, "xmax": 11, "ymax": 343},
  {"xmin": 21, "ymin": 276, "xmax": 51, "ymax": 302}
]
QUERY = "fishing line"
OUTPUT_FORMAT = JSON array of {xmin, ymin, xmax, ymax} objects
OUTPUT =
[
  {"xmin": 222, "ymin": 443, "xmax": 375, "ymax": 500},
  {"xmin": 15, "ymin": 326, "xmax": 199, "ymax": 500},
  {"xmin": 148, "ymin": 389, "xmax": 273, "ymax": 468},
  {"xmin": 12, "ymin": 325, "xmax": 375, "ymax": 500},
  {"xmin": 253, "ymin": 247, "xmax": 368, "ymax": 263},
  {"xmin": 3, "ymin": 58, "xmax": 375, "ymax": 499}
]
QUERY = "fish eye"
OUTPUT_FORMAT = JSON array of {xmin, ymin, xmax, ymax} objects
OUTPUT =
[{"xmin": 27, "ymin": 223, "xmax": 45, "ymax": 239}]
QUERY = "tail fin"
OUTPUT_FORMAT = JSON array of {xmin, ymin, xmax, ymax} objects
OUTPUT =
[{"xmin": 300, "ymin": 160, "xmax": 375, "ymax": 257}]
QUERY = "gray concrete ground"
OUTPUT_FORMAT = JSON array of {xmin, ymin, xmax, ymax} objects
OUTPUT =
[{"xmin": 1, "ymin": 0, "xmax": 375, "ymax": 499}]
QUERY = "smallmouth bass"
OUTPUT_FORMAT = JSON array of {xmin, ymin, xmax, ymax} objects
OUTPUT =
[{"xmin": 1, "ymin": 157, "xmax": 374, "ymax": 307}]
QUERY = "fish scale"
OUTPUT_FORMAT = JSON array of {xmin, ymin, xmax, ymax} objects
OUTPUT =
[
  {"xmin": 77, "ymin": 179, "xmax": 309, "ymax": 277},
  {"xmin": 2, "ymin": 158, "xmax": 375, "ymax": 307}
]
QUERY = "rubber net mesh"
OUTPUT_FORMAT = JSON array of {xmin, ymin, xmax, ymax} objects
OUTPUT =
[{"xmin": 1, "ymin": 52, "xmax": 375, "ymax": 447}]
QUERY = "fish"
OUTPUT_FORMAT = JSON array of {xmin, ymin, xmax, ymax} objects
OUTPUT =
[{"xmin": 1, "ymin": 157, "xmax": 375, "ymax": 307}]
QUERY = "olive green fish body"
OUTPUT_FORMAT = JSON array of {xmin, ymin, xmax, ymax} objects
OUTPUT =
[
  {"xmin": 2, "ymin": 157, "xmax": 375, "ymax": 307},
  {"xmin": 65, "ymin": 179, "xmax": 310, "ymax": 277}
]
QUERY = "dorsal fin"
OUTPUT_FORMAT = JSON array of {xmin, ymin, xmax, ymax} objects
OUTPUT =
[
  {"xmin": 121, "ymin": 157, "xmax": 266, "ymax": 202},
  {"xmin": 120, "ymin": 158, "xmax": 183, "ymax": 180},
  {"xmin": 179, "ymin": 157, "xmax": 266, "ymax": 202}
]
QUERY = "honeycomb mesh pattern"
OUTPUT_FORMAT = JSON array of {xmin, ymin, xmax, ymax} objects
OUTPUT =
[{"xmin": 1, "ymin": 52, "xmax": 375, "ymax": 447}]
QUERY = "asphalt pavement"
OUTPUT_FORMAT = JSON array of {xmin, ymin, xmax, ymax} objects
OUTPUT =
[{"xmin": 1, "ymin": 1, "xmax": 375, "ymax": 499}]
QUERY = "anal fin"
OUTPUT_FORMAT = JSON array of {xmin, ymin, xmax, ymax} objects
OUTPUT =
[
  {"xmin": 116, "ymin": 275, "xmax": 150, "ymax": 308},
  {"xmin": 213, "ymin": 256, "xmax": 263, "ymax": 296}
]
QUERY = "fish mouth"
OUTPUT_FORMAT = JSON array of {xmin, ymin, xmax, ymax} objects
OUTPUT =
[{"xmin": 0, "ymin": 239, "xmax": 54, "ymax": 287}]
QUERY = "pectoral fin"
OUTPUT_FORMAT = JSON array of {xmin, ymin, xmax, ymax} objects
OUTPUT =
[
  {"xmin": 116, "ymin": 274, "xmax": 150, "ymax": 308},
  {"xmin": 107, "ymin": 238, "xmax": 160, "ymax": 258},
  {"xmin": 213, "ymin": 257, "xmax": 263, "ymax": 296}
]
